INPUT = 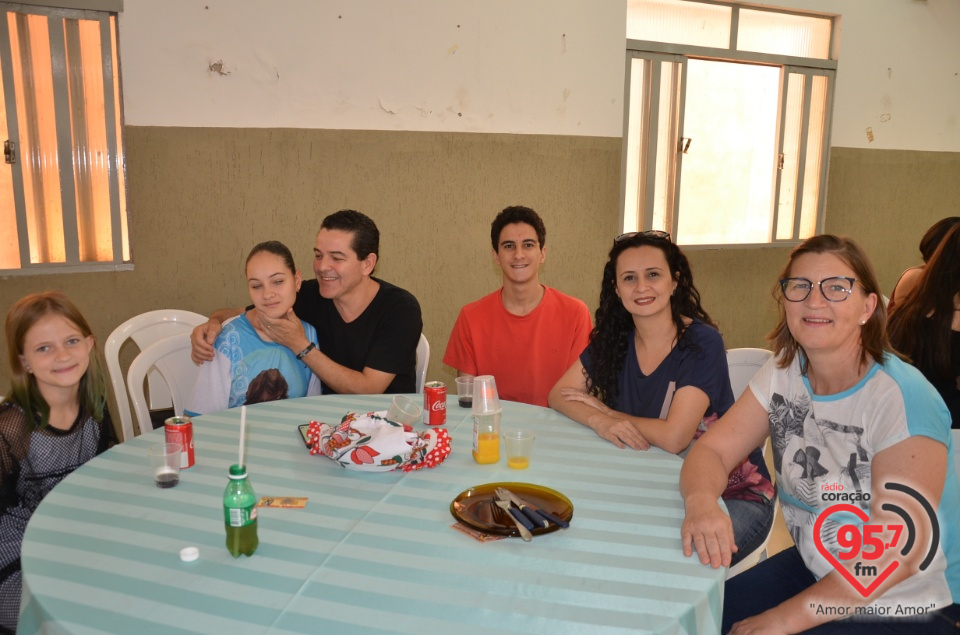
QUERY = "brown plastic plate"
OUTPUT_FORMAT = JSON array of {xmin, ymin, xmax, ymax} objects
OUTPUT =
[{"xmin": 450, "ymin": 482, "xmax": 573, "ymax": 537}]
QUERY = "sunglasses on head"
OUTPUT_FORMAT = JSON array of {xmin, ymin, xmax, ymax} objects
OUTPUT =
[{"xmin": 614, "ymin": 230, "xmax": 671, "ymax": 243}]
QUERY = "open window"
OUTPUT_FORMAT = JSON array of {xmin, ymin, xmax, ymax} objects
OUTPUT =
[{"xmin": 621, "ymin": 0, "xmax": 838, "ymax": 246}]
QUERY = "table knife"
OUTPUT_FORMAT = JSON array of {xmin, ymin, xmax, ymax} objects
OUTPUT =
[
  {"xmin": 494, "ymin": 491, "xmax": 537, "ymax": 532},
  {"xmin": 502, "ymin": 488, "xmax": 570, "ymax": 529},
  {"xmin": 494, "ymin": 497, "xmax": 534, "ymax": 541},
  {"xmin": 495, "ymin": 488, "xmax": 547, "ymax": 528}
]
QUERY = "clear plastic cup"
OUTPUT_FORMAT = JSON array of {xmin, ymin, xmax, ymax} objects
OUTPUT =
[
  {"xmin": 503, "ymin": 430, "xmax": 535, "ymax": 469},
  {"xmin": 471, "ymin": 375, "xmax": 501, "ymax": 414},
  {"xmin": 386, "ymin": 395, "xmax": 422, "ymax": 425},
  {"xmin": 455, "ymin": 376, "xmax": 474, "ymax": 409},
  {"xmin": 149, "ymin": 443, "xmax": 182, "ymax": 488}
]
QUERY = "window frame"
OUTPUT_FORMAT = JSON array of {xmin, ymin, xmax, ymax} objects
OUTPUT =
[
  {"xmin": 620, "ymin": 1, "xmax": 839, "ymax": 248},
  {"xmin": 0, "ymin": 1, "xmax": 130, "ymax": 275}
]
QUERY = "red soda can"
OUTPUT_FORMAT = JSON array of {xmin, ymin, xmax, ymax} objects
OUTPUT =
[
  {"xmin": 423, "ymin": 381, "xmax": 447, "ymax": 426},
  {"xmin": 165, "ymin": 416, "xmax": 195, "ymax": 468}
]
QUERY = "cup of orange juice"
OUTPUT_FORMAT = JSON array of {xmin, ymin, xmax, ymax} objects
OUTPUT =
[{"xmin": 504, "ymin": 430, "xmax": 535, "ymax": 469}]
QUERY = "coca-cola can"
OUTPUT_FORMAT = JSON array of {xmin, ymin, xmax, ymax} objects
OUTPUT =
[
  {"xmin": 423, "ymin": 381, "xmax": 447, "ymax": 426},
  {"xmin": 164, "ymin": 416, "xmax": 195, "ymax": 468}
]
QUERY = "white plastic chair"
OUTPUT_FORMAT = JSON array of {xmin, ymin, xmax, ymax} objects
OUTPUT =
[
  {"xmin": 127, "ymin": 333, "xmax": 201, "ymax": 439},
  {"xmin": 415, "ymin": 333, "xmax": 430, "ymax": 393},
  {"xmin": 105, "ymin": 310, "xmax": 206, "ymax": 441},
  {"xmin": 726, "ymin": 347, "xmax": 774, "ymax": 400},
  {"xmin": 725, "ymin": 347, "xmax": 779, "ymax": 579}
]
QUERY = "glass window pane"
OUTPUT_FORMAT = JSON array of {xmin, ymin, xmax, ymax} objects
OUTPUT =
[
  {"xmin": 776, "ymin": 73, "xmax": 804, "ymax": 240},
  {"xmin": 799, "ymin": 75, "xmax": 829, "ymax": 239},
  {"xmin": 67, "ymin": 17, "xmax": 115, "ymax": 262},
  {"xmin": 110, "ymin": 14, "xmax": 128, "ymax": 262},
  {"xmin": 0, "ymin": 50, "xmax": 20, "ymax": 268},
  {"xmin": 738, "ymin": 9, "xmax": 832, "ymax": 59},
  {"xmin": 10, "ymin": 11, "xmax": 66, "ymax": 264},
  {"xmin": 627, "ymin": 0, "xmax": 731, "ymax": 48},
  {"xmin": 623, "ymin": 58, "xmax": 647, "ymax": 235},
  {"xmin": 676, "ymin": 59, "xmax": 779, "ymax": 245},
  {"xmin": 651, "ymin": 61, "xmax": 679, "ymax": 233}
]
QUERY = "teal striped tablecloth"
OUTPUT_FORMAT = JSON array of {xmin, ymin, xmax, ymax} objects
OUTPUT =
[{"xmin": 19, "ymin": 394, "xmax": 723, "ymax": 634}]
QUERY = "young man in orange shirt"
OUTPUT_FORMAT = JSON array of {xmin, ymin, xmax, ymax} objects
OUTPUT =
[{"xmin": 443, "ymin": 206, "xmax": 592, "ymax": 406}]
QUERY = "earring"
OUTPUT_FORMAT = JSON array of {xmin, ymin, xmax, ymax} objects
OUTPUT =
[{"xmin": 859, "ymin": 320, "xmax": 866, "ymax": 326}]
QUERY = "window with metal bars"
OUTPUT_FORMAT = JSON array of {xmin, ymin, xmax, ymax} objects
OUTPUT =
[{"xmin": 0, "ymin": 1, "xmax": 128, "ymax": 273}]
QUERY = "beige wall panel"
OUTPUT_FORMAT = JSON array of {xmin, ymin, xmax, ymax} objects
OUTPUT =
[
  {"xmin": 685, "ymin": 247, "xmax": 791, "ymax": 350},
  {"xmin": 822, "ymin": 147, "xmax": 960, "ymax": 297}
]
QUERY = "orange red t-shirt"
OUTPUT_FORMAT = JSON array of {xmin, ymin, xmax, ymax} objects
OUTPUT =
[{"xmin": 442, "ymin": 286, "xmax": 592, "ymax": 406}]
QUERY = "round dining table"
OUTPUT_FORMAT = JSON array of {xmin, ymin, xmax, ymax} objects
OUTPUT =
[{"xmin": 19, "ymin": 393, "xmax": 725, "ymax": 634}]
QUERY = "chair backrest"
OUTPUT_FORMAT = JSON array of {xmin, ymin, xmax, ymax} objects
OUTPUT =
[
  {"xmin": 415, "ymin": 333, "xmax": 430, "ymax": 393},
  {"xmin": 726, "ymin": 348, "xmax": 774, "ymax": 400},
  {"xmin": 127, "ymin": 333, "xmax": 201, "ymax": 440},
  {"xmin": 106, "ymin": 310, "xmax": 205, "ymax": 441}
]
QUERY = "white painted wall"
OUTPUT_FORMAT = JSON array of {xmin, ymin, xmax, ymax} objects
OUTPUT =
[
  {"xmin": 754, "ymin": 0, "xmax": 960, "ymax": 151},
  {"xmin": 119, "ymin": 0, "xmax": 626, "ymax": 137},
  {"xmin": 119, "ymin": 0, "xmax": 960, "ymax": 151}
]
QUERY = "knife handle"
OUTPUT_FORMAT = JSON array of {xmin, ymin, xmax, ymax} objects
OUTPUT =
[
  {"xmin": 507, "ymin": 506, "xmax": 537, "ymax": 532},
  {"xmin": 534, "ymin": 509, "xmax": 570, "ymax": 529},
  {"xmin": 519, "ymin": 506, "xmax": 548, "ymax": 528}
]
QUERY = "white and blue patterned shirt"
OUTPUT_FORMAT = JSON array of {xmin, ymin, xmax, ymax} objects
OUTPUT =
[
  {"xmin": 752, "ymin": 352, "xmax": 960, "ymax": 610},
  {"xmin": 186, "ymin": 314, "xmax": 321, "ymax": 415}
]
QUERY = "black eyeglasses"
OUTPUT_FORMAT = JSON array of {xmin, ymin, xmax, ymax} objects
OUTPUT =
[
  {"xmin": 779, "ymin": 277, "xmax": 857, "ymax": 302},
  {"xmin": 614, "ymin": 230, "xmax": 671, "ymax": 243}
]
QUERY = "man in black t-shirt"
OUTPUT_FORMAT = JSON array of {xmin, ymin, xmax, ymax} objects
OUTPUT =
[{"xmin": 191, "ymin": 210, "xmax": 422, "ymax": 394}]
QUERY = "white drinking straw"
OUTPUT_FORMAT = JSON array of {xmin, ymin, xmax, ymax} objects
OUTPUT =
[{"xmin": 238, "ymin": 405, "xmax": 247, "ymax": 467}]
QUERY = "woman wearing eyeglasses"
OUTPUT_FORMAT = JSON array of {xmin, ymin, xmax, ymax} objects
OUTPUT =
[
  {"xmin": 681, "ymin": 235, "xmax": 960, "ymax": 634},
  {"xmin": 548, "ymin": 231, "xmax": 775, "ymax": 565}
]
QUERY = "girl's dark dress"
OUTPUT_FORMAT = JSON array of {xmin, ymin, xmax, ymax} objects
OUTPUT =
[{"xmin": 0, "ymin": 401, "xmax": 114, "ymax": 633}]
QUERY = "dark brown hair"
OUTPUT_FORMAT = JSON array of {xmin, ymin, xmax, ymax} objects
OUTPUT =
[
  {"xmin": 889, "ymin": 224, "xmax": 960, "ymax": 381},
  {"xmin": 246, "ymin": 240, "xmax": 297, "ymax": 273},
  {"xmin": 490, "ymin": 206, "xmax": 547, "ymax": 251},
  {"xmin": 919, "ymin": 217, "xmax": 960, "ymax": 263}
]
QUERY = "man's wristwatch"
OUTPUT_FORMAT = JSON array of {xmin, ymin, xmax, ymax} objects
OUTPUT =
[{"xmin": 296, "ymin": 342, "xmax": 316, "ymax": 361}]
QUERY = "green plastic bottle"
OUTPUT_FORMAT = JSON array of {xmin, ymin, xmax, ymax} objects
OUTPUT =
[{"xmin": 223, "ymin": 464, "xmax": 258, "ymax": 557}]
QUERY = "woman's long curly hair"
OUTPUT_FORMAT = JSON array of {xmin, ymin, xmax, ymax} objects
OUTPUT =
[
  {"xmin": 586, "ymin": 233, "xmax": 715, "ymax": 407},
  {"xmin": 889, "ymin": 224, "xmax": 960, "ymax": 382},
  {"xmin": 3, "ymin": 291, "xmax": 108, "ymax": 429}
]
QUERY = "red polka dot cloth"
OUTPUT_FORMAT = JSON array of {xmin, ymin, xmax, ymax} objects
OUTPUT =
[{"xmin": 306, "ymin": 411, "xmax": 451, "ymax": 472}]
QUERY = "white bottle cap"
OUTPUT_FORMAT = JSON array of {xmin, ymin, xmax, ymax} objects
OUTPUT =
[{"xmin": 180, "ymin": 546, "xmax": 199, "ymax": 562}]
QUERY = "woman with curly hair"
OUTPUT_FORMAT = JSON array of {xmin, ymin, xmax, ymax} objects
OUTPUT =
[
  {"xmin": 548, "ymin": 231, "xmax": 774, "ymax": 564},
  {"xmin": 889, "ymin": 223, "xmax": 960, "ymax": 427}
]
